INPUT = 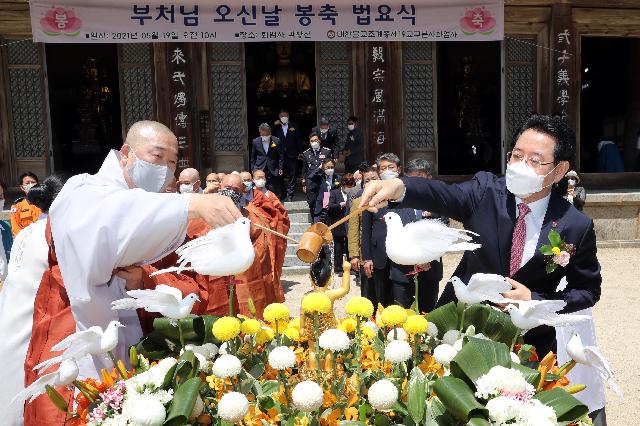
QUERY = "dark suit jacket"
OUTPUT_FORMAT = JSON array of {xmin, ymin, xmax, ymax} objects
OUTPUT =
[
  {"xmin": 344, "ymin": 127, "xmax": 364, "ymax": 166},
  {"xmin": 310, "ymin": 126, "xmax": 338, "ymax": 154},
  {"xmin": 326, "ymin": 188, "xmax": 350, "ymax": 237},
  {"xmin": 250, "ymin": 136, "xmax": 283, "ymax": 175},
  {"xmin": 313, "ymin": 175, "xmax": 340, "ymax": 222},
  {"xmin": 397, "ymin": 172, "xmax": 602, "ymax": 354},
  {"xmin": 302, "ymin": 147, "xmax": 333, "ymax": 193},
  {"xmin": 272, "ymin": 122, "xmax": 302, "ymax": 158}
]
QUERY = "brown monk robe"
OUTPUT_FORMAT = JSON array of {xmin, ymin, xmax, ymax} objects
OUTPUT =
[{"xmin": 23, "ymin": 221, "xmax": 206, "ymax": 425}]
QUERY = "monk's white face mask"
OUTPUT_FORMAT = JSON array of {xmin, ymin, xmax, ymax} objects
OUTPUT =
[{"xmin": 126, "ymin": 145, "xmax": 173, "ymax": 193}]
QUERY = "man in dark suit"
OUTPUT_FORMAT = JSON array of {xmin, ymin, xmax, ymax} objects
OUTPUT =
[
  {"xmin": 325, "ymin": 174, "xmax": 355, "ymax": 274},
  {"xmin": 310, "ymin": 117, "xmax": 338, "ymax": 158},
  {"xmin": 360, "ymin": 115, "xmax": 601, "ymax": 357},
  {"xmin": 343, "ymin": 116, "xmax": 365, "ymax": 174},
  {"xmin": 272, "ymin": 109, "xmax": 302, "ymax": 201},
  {"xmin": 250, "ymin": 123, "xmax": 284, "ymax": 198},
  {"xmin": 313, "ymin": 158, "xmax": 340, "ymax": 224},
  {"xmin": 301, "ymin": 134, "xmax": 333, "ymax": 220}
]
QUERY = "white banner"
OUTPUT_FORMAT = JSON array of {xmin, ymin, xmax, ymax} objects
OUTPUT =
[{"xmin": 30, "ymin": 0, "xmax": 503, "ymax": 43}]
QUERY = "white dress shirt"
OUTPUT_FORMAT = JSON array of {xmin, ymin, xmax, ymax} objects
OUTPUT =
[
  {"xmin": 282, "ymin": 123, "xmax": 289, "ymax": 137},
  {"xmin": 262, "ymin": 137, "xmax": 270, "ymax": 154},
  {"xmin": 515, "ymin": 194, "xmax": 550, "ymax": 268}
]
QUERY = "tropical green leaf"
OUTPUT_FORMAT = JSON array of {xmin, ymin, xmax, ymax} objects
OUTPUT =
[
  {"xmin": 450, "ymin": 337, "xmax": 511, "ymax": 384},
  {"xmin": 548, "ymin": 230, "xmax": 562, "ymax": 247},
  {"xmin": 161, "ymin": 363, "xmax": 178, "ymax": 390},
  {"xmin": 426, "ymin": 302, "xmax": 460, "ymax": 338},
  {"xmin": 195, "ymin": 315, "xmax": 220, "ymax": 344},
  {"xmin": 511, "ymin": 362, "xmax": 541, "ymax": 386},
  {"xmin": 432, "ymin": 377, "xmax": 488, "ymax": 423},
  {"xmin": 136, "ymin": 332, "xmax": 172, "ymax": 360},
  {"xmin": 461, "ymin": 304, "xmax": 520, "ymax": 347},
  {"xmin": 407, "ymin": 367, "xmax": 427, "ymax": 424},
  {"xmin": 174, "ymin": 350, "xmax": 199, "ymax": 385},
  {"xmin": 153, "ymin": 317, "xmax": 199, "ymax": 342},
  {"xmin": 534, "ymin": 388, "xmax": 589, "ymax": 423},
  {"xmin": 163, "ymin": 377, "xmax": 202, "ymax": 426}
]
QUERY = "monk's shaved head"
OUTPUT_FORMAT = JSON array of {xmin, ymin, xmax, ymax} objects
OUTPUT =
[
  {"xmin": 240, "ymin": 171, "xmax": 252, "ymax": 181},
  {"xmin": 179, "ymin": 168, "xmax": 200, "ymax": 184},
  {"xmin": 221, "ymin": 173, "xmax": 244, "ymax": 194},
  {"xmin": 125, "ymin": 120, "xmax": 176, "ymax": 148}
]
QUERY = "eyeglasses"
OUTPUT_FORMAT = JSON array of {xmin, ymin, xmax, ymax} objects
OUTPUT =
[{"xmin": 506, "ymin": 151, "xmax": 554, "ymax": 170}]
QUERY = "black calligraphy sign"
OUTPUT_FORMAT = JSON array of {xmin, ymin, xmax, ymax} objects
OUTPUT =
[
  {"xmin": 367, "ymin": 42, "xmax": 391, "ymax": 159},
  {"xmin": 168, "ymin": 42, "xmax": 194, "ymax": 172}
]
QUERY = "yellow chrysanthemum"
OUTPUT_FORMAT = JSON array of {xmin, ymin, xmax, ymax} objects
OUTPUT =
[
  {"xmin": 380, "ymin": 305, "xmax": 408, "ymax": 327},
  {"xmin": 339, "ymin": 318, "xmax": 357, "ymax": 333},
  {"xmin": 301, "ymin": 293, "xmax": 332, "ymax": 314},
  {"xmin": 361, "ymin": 325, "xmax": 376, "ymax": 339},
  {"xmin": 283, "ymin": 327, "xmax": 300, "ymax": 342},
  {"xmin": 288, "ymin": 317, "xmax": 301, "ymax": 330},
  {"xmin": 263, "ymin": 303, "xmax": 290, "ymax": 323},
  {"xmin": 212, "ymin": 316, "xmax": 241, "ymax": 342},
  {"xmin": 403, "ymin": 315, "xmax": 429, "ymax": 335},
  {"xmin": 241, "ymin": 318, "xmax": 261, "ymax": 335},
  {"xmin": 256, "ymin": 327, "xmax": 275, "ymax": 345},
  {"xmin": 345, "ymin": 297, "xmax": 375, "ymax": 318},
  {"xmin": 552, "ymin": 246, "xmax": 561, "ymax": 256}
]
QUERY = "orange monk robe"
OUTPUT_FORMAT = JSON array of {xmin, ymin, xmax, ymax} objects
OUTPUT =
[
  {"xmin": 187, "ymin": 203, "xmax": 278, "ymax": 319},
  {"xmin": 251, "ymin": 189, "xmax": 290, "ymax": 298},
  {"xmin": 23, "ymin": 222, "xmax": 205, "ymax": 425}
]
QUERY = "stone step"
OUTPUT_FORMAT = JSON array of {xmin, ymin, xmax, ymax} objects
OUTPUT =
[
  {"xmin": 282, "ymin": 265, "xmax": 310, "ymax": 275},
  {"xmin": 288, "ymin": 212, "xmax": 311, "ymax": 223},
  {"xmin": 289, "ymin": 222, "xmax": 311, "ymax": 235},
  {"xmin": 284, "ymin": 253, "xmax": 308, "ymax": 267},
  {"xmin": 284, "ymin": 201, "xmax": 309, "ymax": 213}
]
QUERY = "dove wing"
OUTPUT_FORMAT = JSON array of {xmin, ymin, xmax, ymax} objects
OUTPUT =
[
  {"xmin": 521, "ymin": 299, "xmax": 566, "ymax": 318},
  {"xmin": 125, "ymin": 288, "xmax": 180, "ymax": 313},
  {"xmin": 51, "ymin": 328, "xmax": 102, "ymax": 352},
  {"xmin": 465, "ymin": 274, "xmax": 512, "ymax": 304},
  {"xmin": 584, "ymin": 347, "xmax": 623, "ymax": 398},
  {"xmin": 154, "ymin": 284, "xmax": 184, "ymax": 300},
  {"xmin": 12, "ymin": 371, "xmax": 57, "ymax": 404},
  {"xmin": 403, "ymin": 219, "xmax": 462, "ymax": 244},
  {"xmin": 549, "ymin": 313, "xmax": 591, "ymax": 327}
]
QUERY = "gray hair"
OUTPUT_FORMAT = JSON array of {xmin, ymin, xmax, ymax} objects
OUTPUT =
[
  {"xmin": 376, "ymin": 152, "xmax": 401, "ymax": 167},
  {"xmin": 405, "ymin": 158, "xmax": 432, "ymax": 175},
  {"xmin": 258, "ymin": 123, "xmax": 271, "ymax": 132}
]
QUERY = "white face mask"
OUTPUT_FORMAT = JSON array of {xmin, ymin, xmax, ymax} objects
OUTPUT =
[
  {"xmin": 22, "ymin": 183, "xmax": 36, "ymax": 193},
  {"xmin": 254, "ymin": 178, "xmax": 266, "ymax": 188},
  {"xmin": 324, "ymin": 168, "xmax": 335, "ymax": 177},
  {"xmin": 380, "ymin": 170, "xmax": 399, "ymax": 180},
  {"xmin": 310, "ymin": 141, "xmax": 320, "ymax": 150},
  {"xmin": 280, "ymin": 116, "xmax": 289, "ymax": 125},
  {"xmin": 348, "ymin": 124, "xmax": 355, "ymax": 131},
  {"xmin": 355, "ymin": 179, "xmax": 362, "ymax": 188},
  {"xmin": 320, "ymin": 128, "xmax": 328, "ymax": 134},
  {"xmin": 567, "ymin": 179, "xmax": 576, "ymax": 186},
  {"xmin": 179, "ymin": 184, "xmax": 194, "ymax": 194},
  {"xmin": 261, "ymin": 136, "xmax": 270, "ymax": 142},
  {"xmin": 505, "ymin": 161, "xmax": 557, "ymax": 199},
  {"xmin": 127, "ymin": 145, "xmax": 173, "ymax": 193}
]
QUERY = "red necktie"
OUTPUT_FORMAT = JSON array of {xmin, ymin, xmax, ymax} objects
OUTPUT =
[{"xmin": 509, "ymin": 203, "xmax": 531, "ymax": 277}]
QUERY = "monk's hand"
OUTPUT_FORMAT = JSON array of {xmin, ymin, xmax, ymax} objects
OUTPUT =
[
  {"xmin": 502, "ymin": 278, "xmax": 532, "ymax": 302},
  {"xmin": 350, "ymin": 257, "xmax": 360, "ymax": 271},
  {"xmin": 189, "ymin": 193, "xmax": 243, "ymax": 228},
  {"xmin": 115, "ymin": 266, "xmax": 145, "ymax": 290},
  {"xmin": 359, "ymin": 178, "xmax": 405, "ymax": 213}
]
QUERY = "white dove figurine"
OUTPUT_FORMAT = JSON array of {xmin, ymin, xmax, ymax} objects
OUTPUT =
[
  {"xmin": 34, "ymin": 320, "xmax": 124, "ymax": 373},
  {"xmin": 111, "ymin": 284, "xmax": 199, "ymax": 321},
  {"xmin": 566, "ymin": 333, "xmax": 622, "ymax": 398},
  {"xmin": 151, "ymin": 217, "xmax": 254, "ymax": 277},
  {"xmin": 505, "ymin": 300, "xmax": 591, "ymax": 331},
  {"xmin": 452, "ymin": 273, "xmax": 513, "ymax": 305},
  {"xmin": 12, "ymin": 358, "xmax": 79, "ymax": 405},
  {"xmin": 383, "ymin": 212, "xmax": 481, "ymax": 266}
]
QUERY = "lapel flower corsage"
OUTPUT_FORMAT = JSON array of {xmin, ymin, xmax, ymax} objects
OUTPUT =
[
  {"xmin": 270, "ymin": 142, "xmax": 277, "ymax": 148},
  {"xmin": 539, "ymin": 229, "xmax": 575, "ymax": 273},
  {"xmin": 289, "ymin": 127, "xmax": 296, "ymax": 132}
]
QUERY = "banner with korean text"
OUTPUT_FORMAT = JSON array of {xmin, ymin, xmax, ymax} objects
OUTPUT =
[{"xmin": 30, "ymin": 0, "xmax": 503, "ymax": 43}]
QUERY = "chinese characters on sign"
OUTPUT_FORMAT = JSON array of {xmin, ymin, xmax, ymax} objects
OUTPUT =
[
  {"xmin": 368, "ymin": 43, "xmax": 390, "ymax": 155},
  {"xmin": 555, "ymin": 28, "xmax": 571, "ymax": 120},
  {"xmin": 168, "ymin": 43, "xmax": 193, "ymax": 171}
]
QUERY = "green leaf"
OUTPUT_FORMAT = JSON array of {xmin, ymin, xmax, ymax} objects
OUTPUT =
[
  {"xmin": 426, "ymin": 302, "xmax": 460, "ymax": 338},
  {"xmin": 136, "ymin": 332, "xmax": 172, "ymax": 360},
  {"xmin": 548, "ymin": 230, "xmax": 562, "ymax": 247},
  {"xmin": 174, "ymin": 350, "xmax": 199, "ymax": 385},
  {"xmin": 161, "ymin": 363, "xmax": 179, "ymax": 389},
  {"xmin": 449, "ymin": 337, "xmax": 511, "ymax": 385},
  {"xmin": 546, "ymin": 262, "xmax": 558, "ymax": 273},
  {"xmin": 261, "ymin": 379, "xmax": 280, "ymax": 396},
  {"xmin": 407, "ymin": 367, "xmax": 427, "ymax": 424},
  {"xmin": 432, "ymin": 377, "xmax": 488, "ymax": 423},
  {"xmin": 340, "ymin": 422, "xmax": 368, "ymax": 426},
  {"xmin": 461, "ymin": 304, "xmax": 520, "ymax": 347},
  {"xmin": 163, "ymin": 377, "xmax": 202, "ymax": 426},
  {"xmin": 539, "ymin": 244, "xmax": 554, "ymax": 256},
  {"xmin": 534, "ymin": 388, "xmax": 589, "ymax": 423},
  {"xmin": 466, "ymin": 415, "xmax": 492, "ymax": 425},
  {"xmin": 45, "ymin": 385, "xmax": 69, "ymax": 413},
  {"xmin": 511, "ymin": 362, "xmax": 541, "ymax": 386}
]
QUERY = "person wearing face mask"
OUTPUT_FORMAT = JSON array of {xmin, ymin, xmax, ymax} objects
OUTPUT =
[
  {"xmin": 560, "ymin": 170, "xmax": 586, "ymax": 211},
  {"xmin": 272, "ymin": 109, "xmax": 302, "ymax": 201},
  {"xmin": 177, "ymin": 168, "xmax": 203, "ymax": 194},
  {"xmin": 310, "ymin": 117, "xmax": 338, "ymax": 158},
  {"xmin": 342, "ymin": 116, "xmax": 365, "ymax": 173},
  {"xmin": 360, "ymin": 115, "xmax": 602, "ymax": 359},
  {"xmin": 250, "ymin": 123, "xmax": 284, "ymax": 199},
  {"xmin": 23, "ymin": 121, "xmax": 243, "ymax": 424},
  {"xmin": 313, "ymin": 159, "xmax": 340, "ymax": 223},
  {"xmin": 239, "ymin": 171, "xmax": 255, "ymax": 204},
  {"xmin": 302, "ymin": 134, "xmax": 333, "ymax": 220},
  {"xmin": 203, "ymin": 173, "xmax": 221, "ymax": 194},
  {"xmin": 324, "ymin": 174, "xmax": 355, "ymax": 275},
  {"xmin": 10, "ymin": 172, "xmax": 42, "ymax": 237}
]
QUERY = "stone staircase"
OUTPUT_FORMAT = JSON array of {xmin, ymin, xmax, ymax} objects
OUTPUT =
[{"xmin": 283, "ymin": 200, "xmax": 311, "ymax": 274}]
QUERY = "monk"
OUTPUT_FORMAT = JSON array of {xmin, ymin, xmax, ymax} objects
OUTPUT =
[
  {"xmin": 177, "ymin": 167, "xmax": 202, "ymax": 194},
  {"xmin": 23, "ymin": 121, "xmax": 242, "ymax": 424},
  {"xmin": 204, "ymin": 172, "xmax": 221, "ymax": 194}
]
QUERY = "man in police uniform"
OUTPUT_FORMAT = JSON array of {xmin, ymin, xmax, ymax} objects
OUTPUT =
[
  {"xmin": 301, "ymin": 133, "xmax": 332, "ymax": 219},
  {"xmin": 10, "ymin": 172, "xmax": 42, "ymax": 236}
]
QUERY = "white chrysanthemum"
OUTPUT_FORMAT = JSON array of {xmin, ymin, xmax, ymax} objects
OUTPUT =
[
  {"xmin": 433, "ymin": 344, "xmax": 458, "ymax": 367},
  {"xmin": 426, "ymin": 322, "xmax": 439, "ymax": 338},
  {"xmin": 474, "ymin": 366, "xmax": 534, "ymax": 400},
  {"xmin": 189, "ymin": 395, "xmax": 205, "ymax": 421},
  {"xmin": 453, "ymin": 338, "xmax": 464, "ymax": 351},
  {"xmin": 268, "ymin": 346, "xmax": 296, "ymax": 370},
  {"xmin": 101, "ymin": 414, "xmax": 128, "ymax": 426},
  {"xmin": 217, "ymin": 392, "xmax": 250, "ymax": 422},
  {"xmin": 386, "ymin": 327, "xmax": 407, "ymax": 341},
  {"xmin": 292, "ymin": 381, "xmax": 324, "ymax": 412},
  {"xmin": 510, "ymin": 352, "xmax": 521, "ymax": 364},
  {"xmin": 486, "ymin": 396, "xmax": 522, "ymax": 423},
  {"xmin": 363, "ymin": 320, "xmax": 379, "ymax": 332},
  {"xmin": 211, "ymin": 354, "xmax": 242, "ymax": 378},
  {"xmin": 368, "ymin": 379, "xmax": 399, "ymax": 411},
  {"xmin": 123, "ymin": 394, "xmax": 167, "ymax": 426},
  {"xmin": 319, "ymin": 329, "xmax": 351, "ymax": 352},
  {"xmin": 442, "ymin": 329, "xmax": 461, "ymax": 346},
  {"xmin": 182, "ymin": 343, "xmax": 219, "ymax": 372},
  {"xmin": 126, "ymin": 357, "xmax": 177, "ymax": 394},
  {"xmin": 384, "ymin": 340, "xmax": 412, "ymax": 364},
  {"xmin": 517, "ymin": 399, "xmax": 558, "ymax": 426}
]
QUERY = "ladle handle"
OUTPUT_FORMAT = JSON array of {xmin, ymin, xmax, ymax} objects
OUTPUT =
[
  {"xmin": 327, "ymin": 203, "xmax": 369, "ymax": 232},
  {"xmin": 252, "ymin": 223, "xmax": 300, "ymax": 244}
]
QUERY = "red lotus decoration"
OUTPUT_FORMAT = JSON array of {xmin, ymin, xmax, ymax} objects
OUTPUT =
[
  {"xmin": 460, "ymin": 6, "xmax": 497, "ymax": 35},
  {"xmin": 41, "ymin": 7, "xmax": 82, "ymax": 36}
]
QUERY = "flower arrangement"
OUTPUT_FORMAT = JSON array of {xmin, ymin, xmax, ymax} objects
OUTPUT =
[{"xmin": 539, "ymin": 229, "xmax": 575, "ymax": 273}]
